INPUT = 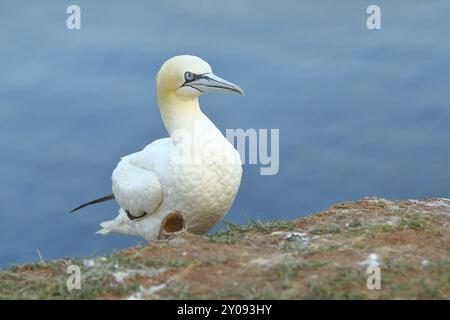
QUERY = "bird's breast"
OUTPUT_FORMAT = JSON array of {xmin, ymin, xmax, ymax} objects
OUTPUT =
[{"xmin": 167, "ymin": 138, "xmax": 242, "ymax": 233}]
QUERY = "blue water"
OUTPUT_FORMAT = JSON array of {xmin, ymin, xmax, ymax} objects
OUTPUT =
[{"xmin": 1, "ymin": 1, "xmax": 449, "ymax": 268}]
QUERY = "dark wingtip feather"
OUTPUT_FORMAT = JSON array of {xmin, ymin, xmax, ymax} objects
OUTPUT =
[{"xmin": 70, "ymin": 194, "xmax": 115, "ymax": 213}]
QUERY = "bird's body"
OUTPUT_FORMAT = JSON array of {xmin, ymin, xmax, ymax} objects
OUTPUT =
[{"xmin": 85, "ymin": 55, "xmax": 244, "ymax": 241}]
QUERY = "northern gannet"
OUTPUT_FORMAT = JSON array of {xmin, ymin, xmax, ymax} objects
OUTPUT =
[{"xmin": 72, "ymin": 55, "xmax": 244, "ymax": 241}]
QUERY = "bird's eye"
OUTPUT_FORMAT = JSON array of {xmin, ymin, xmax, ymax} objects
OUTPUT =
[{"xmin": 184, "ymin": 72, "xmax": 195, "ymax": 82}]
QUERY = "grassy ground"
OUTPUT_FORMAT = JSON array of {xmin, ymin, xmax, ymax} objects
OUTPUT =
[{"xmin": 1, "ymin": 197, "xmax": 449, "ymax": 299}]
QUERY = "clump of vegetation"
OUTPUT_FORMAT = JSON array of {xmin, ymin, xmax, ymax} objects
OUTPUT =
[
  {"xmin": 351, "ymin": 242, "xmax": 368, "ymax": 250},
  {"xmin": 222, "ymin": 219, "xmax": 296, "ymax": 233},
  {"xmin": 310, "ymin": 224, "xmax": 341, "ymax": 235},
  {"xmin": 347, "ymin": 219, "xmax": 362, "ymax": 229},
  {"xmin": 399, "ymin": 214, "xmax": 431, "ymax": 230},
  {"xmin": 208, "ymin": 219, "xmax": 296, "ymax": 244},
  {"xmin": 208, "ymin": 233, "xmax": 240, "ymax": 244}
]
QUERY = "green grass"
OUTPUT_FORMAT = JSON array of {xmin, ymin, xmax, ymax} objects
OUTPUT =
[
  {"xmin": 207, "ymin": 233, "xmax": 240, "ymax": 244},
  {"xmin": 347, "ymin": 219, "xmax": 362, "ymax": 229},
  {"xmin": 399, "ymin": 214, "xmax": 432, "ymax": 230},
  {"xmin": 303, "ymin": 268, "xmax": 370, "ymax": 299},
  {"xmin": 351, "ymin": 242, "xmax": 368, "ymax": 250},
  {"xmin": 310, "ymin": 224, "xmax": 341, "ymax": 235},
  {"xmin": 377, "ymin": 258, "xmax": 449, "ymax": 299},
  {"xmin": 201, "ymin": 284, "xmax": 291, "ymax": 300},
  {"xmin": 271, "ymin": 260, "xmax": 327, "ymax": 289},
  {"xmin": 113, "ymin": 254, "xmax": 192, "ymax": 270},
  {"xmin": 222, "ymin": 219, "xmax": 296, "ymax": 233},
  {"xmin": 208, "ymin": 219, "xmax": 296, "ymax": 244},
  {"xmin": 167, "ymin": 284, "xmax": 194, "ymax": 300},
  {"xmin": 0, "ymin": 251, "xmax": 196, "ymax": 299}
]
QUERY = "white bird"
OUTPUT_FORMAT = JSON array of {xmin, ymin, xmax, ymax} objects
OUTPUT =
[{"xmin": 72, "ymin": 55, "xmax": 244, "ymax": 241}]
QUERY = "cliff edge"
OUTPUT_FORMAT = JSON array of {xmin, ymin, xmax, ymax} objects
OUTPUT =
[{"xmin": 1, "ymin": 197, "xmax": 449, "ymax": 299}]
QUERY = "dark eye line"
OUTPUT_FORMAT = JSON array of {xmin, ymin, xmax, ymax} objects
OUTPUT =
[{"xmin": 183, "ymin": 72, "xmax": 203, "ymax": 85}]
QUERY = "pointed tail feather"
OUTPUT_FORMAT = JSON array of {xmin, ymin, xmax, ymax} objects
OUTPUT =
[{"xmin": 70, "ymin": 194, "xmax": 115, "ymax": 213}]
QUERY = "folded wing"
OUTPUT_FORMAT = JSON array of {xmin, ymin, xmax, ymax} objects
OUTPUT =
[{"xmin": 111, "ymin": 138, "xmax": 172, "ymax": 219}]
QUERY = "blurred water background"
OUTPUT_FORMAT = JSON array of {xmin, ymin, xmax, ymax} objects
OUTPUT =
[{"xmin": 0, "ymin": 1, "xmax": 449, "ymax": 267}]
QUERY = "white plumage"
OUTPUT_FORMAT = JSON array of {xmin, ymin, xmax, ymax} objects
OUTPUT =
[{"xmin": 96, "ymin": 55, "xmax": 244, "ymax": 241}]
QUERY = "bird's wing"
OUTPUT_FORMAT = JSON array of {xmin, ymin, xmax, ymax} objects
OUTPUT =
[{"xmin": 112, "ymin": 138, "xmax": 172, "ymax": 219}]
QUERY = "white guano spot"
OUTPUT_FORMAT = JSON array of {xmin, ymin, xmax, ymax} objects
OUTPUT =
[
  {"xmin": 359, "ymin": 253, "xmax": 380, "ymax": 268},
  {"xmin": 127, "ymin": 283, "xmax": 167, "ymax": 300},
  {"xmin": 82, "ymin": 259, "xmax": 96, "ymax": 268}
]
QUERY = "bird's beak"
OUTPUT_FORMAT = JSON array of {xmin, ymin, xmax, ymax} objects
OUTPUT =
[{"xmin": 185, "ymin": 73, "xmax": 244, "ymax": 96}]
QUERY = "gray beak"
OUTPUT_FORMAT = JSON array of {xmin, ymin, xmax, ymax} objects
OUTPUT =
[{"xmin": 183, "ymin": 73, "xmax": 244, "ymax": 96}]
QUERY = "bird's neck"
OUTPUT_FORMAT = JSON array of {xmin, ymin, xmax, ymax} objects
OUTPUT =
[{"xmin": 157, "ymin": 92, "xmax": 216, "ymax": 137}]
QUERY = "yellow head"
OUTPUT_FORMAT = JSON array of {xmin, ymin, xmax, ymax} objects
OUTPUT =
[{"xmin": 156, "ymin": 55, "xmax": 244, "ymax": 98}]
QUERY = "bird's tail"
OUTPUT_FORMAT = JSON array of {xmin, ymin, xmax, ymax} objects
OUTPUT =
[{"xmin": 70, "ymin": 194, "xmax": 115, "ymax": 213}]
